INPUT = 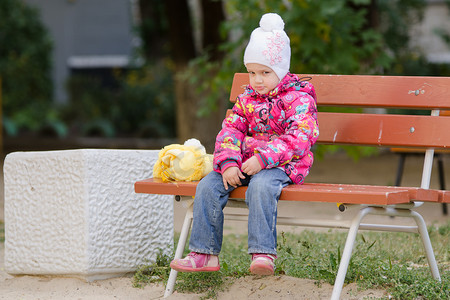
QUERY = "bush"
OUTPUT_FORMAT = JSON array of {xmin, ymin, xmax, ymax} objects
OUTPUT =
[
  {"xmin": 0, "ymin": 0, "xmax": 53, "ymax": 132},
  {"xmin": 64, "ymin": 61, "xmax": 176, "ymax": 138}
]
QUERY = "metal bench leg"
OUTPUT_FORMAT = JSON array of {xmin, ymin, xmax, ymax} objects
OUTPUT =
[
  {"xmin": 331, "ymin": 206, "xmax": 373, "ymax": 300},
  {"xmin": 395, "ymin": 153, "xmax": 407, "ymax": 186},
  {"xmin": 330, "ymin": 206, "xmax": 441, "ymax": 300},
  {"xmin": 411, "ymin": 210, "xmax": 441, "ymax": 281},
  {"xmin": 164, "ymin": 200, "xmax": 194, "ymax": 298}
]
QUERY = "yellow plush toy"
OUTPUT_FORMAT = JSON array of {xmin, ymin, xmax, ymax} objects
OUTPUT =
[{"xmin": 153, "ymin": 138, "xmax": 213, "ymax": 182}]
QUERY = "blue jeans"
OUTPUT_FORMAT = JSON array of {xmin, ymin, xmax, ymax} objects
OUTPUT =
[{"xmin": 189, "ymin": 168, "xmax": 292, "ymax": 256}]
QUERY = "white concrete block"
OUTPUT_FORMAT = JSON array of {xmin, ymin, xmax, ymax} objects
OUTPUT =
[{"xmin": 4, "ymin": 149, "xmax": 173, "ymax": 281}]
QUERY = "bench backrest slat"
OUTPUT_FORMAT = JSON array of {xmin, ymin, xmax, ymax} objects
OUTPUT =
[
  {"xmin": 230, "ymin": 73, "xmax": 450, "ymax": 110},
  {"xmin": 229, "ymin": 73, "xmax": 450, "ymax": 149},
  {"xmin": 318, "ymin": 112, "xmax": 450, "ymax": 148}
]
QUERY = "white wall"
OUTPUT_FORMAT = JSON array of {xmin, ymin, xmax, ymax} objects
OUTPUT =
[{"xmin": 410, "ymin": 1, "xmax": 450, "ymax": 63}]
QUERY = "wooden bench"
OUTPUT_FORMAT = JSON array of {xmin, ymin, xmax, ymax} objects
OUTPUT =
[{"xmin": 135, "ymin": 73, "xmax": 450, "ymax": 299}]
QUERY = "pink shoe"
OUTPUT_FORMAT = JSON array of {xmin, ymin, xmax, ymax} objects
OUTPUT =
[
  {"xmin": 250, "ymin": 254, "xmax": 276, "ymax": 275},
  {"xmin": 170, "ymin": 252, "xmax": 220, "ymax": 272}
]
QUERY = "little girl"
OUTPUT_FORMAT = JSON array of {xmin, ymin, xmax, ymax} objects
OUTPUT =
[{"xmin": 170, "ymin": 13, "xmax": 319, "ymax": 275}]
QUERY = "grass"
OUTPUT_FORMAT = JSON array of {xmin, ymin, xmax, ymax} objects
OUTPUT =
[{"xmin": 134, "ymin": 222, "xmax": 450, "ymax": 299}]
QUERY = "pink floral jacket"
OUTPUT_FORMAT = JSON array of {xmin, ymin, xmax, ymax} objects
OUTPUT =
[{"xmin": 213, "ymin": 73, "xmax": 319, "ymax": 184}]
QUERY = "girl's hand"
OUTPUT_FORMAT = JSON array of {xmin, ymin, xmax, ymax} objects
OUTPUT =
[
  {"xmin": 222, "ymin": 166, "xmax": 245, "ymax": 190},
  {"xmin": 241, "ymin": 156, "xmax": 262, "ymax": 176}
]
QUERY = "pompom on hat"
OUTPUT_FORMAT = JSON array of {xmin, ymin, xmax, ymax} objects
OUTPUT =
[{"xmin": 244, "ymin": 13, "xmax": 291, "ymax": 81}]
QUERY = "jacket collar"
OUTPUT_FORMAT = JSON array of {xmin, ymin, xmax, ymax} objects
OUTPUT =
[{"xmin": 245, "ymin": 73, "xmax": 300, "ymax": 100}]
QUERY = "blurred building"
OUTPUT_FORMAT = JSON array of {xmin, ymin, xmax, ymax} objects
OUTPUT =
[
  {"xmin": 23, "ymin": 0, "xmax": 139, "ymax": 103},
  {"xmin": 411, "ymin": 0, "xmax": 450, "ymax": 63}
]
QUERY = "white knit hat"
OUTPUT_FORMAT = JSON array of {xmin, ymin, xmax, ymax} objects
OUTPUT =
[{"xmin": 244, "ymin": 13, "xmax": 291, "ymax": 81}]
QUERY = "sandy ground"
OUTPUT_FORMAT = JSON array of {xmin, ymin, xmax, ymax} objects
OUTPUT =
[{"xmin": 0, "ymin": 151, "xmax": 448, "ymax": 299}]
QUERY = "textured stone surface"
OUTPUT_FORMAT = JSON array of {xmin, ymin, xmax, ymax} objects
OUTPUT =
[{"xmin": 4, "ymin": 149, "xmax": 173, "ymax": 280}]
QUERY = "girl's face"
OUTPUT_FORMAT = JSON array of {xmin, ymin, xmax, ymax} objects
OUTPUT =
[{"xmin": 246, "ymin": 63, "xmax": 279, "ymax": 95}]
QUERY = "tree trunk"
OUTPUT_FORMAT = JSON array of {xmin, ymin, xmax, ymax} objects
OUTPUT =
[
  {"xmin": 163, "ymin": 0, "xmax": 198, "ymax": 146},
  {"xmin": 191, "ymin": 0, "xmax": 227, "ymax": 152},
  {"xmin": 162, "ymin": 0, "xmax": 226, "ymax": 152},
  {"xmin": 138, "ymin": 0, "xmax": 167, "ymax": 60},
  {"xmin": 201, "ymin": 0, "xmax": 226, "ymax": 61}
]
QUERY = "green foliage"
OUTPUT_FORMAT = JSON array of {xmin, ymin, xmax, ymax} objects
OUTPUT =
[
  {"xmin": 133, "ymin": 222, "xmax": 449, "ymax": 299},
  {"xmin": 175, "ymin": 272, "xmax": 227, "ymax": 299},
  {"xmin": 5, "ymin": 102, "xmax": 65, "ymax": 136},
  {"xmin": 0, "ymin": 0, "xmax": 53, "ymax": 123},
  {"xmin": 314, "ymin": 144, "xmax": 379, "ymax": 162},
  {"xmin": 121, "ymin": 63, "xmax": 176, "ymax": 138},
  {"xmin": 0, "ymin": 221, "xmax": 4, "ymax": 243},
  {"xmin": 64, "ymin": 61, "xmax": 176, "ymax": 138}
]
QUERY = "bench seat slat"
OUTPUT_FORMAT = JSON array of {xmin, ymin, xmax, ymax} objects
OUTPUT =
[
  {"xmin": 135, "ymin": 178, "xmax": 438, "ymax": 206},
  {"xmin": 281, "ymin": 186, "xmax": 408, "ymax": 205},
  {"xmin": 301, "ymin": 183, "xmax": 439, "ymax": 202},
  {"xmin": 439, "ymin": 191, "xmax": 450, "ymax": 203},
  {"xmin": 135, "ymin": 178, "xmax": 197, "ymax": 196},
  {"xmin": 318, "ymin": 112, "xmax": 450, "ymax": 148}
]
